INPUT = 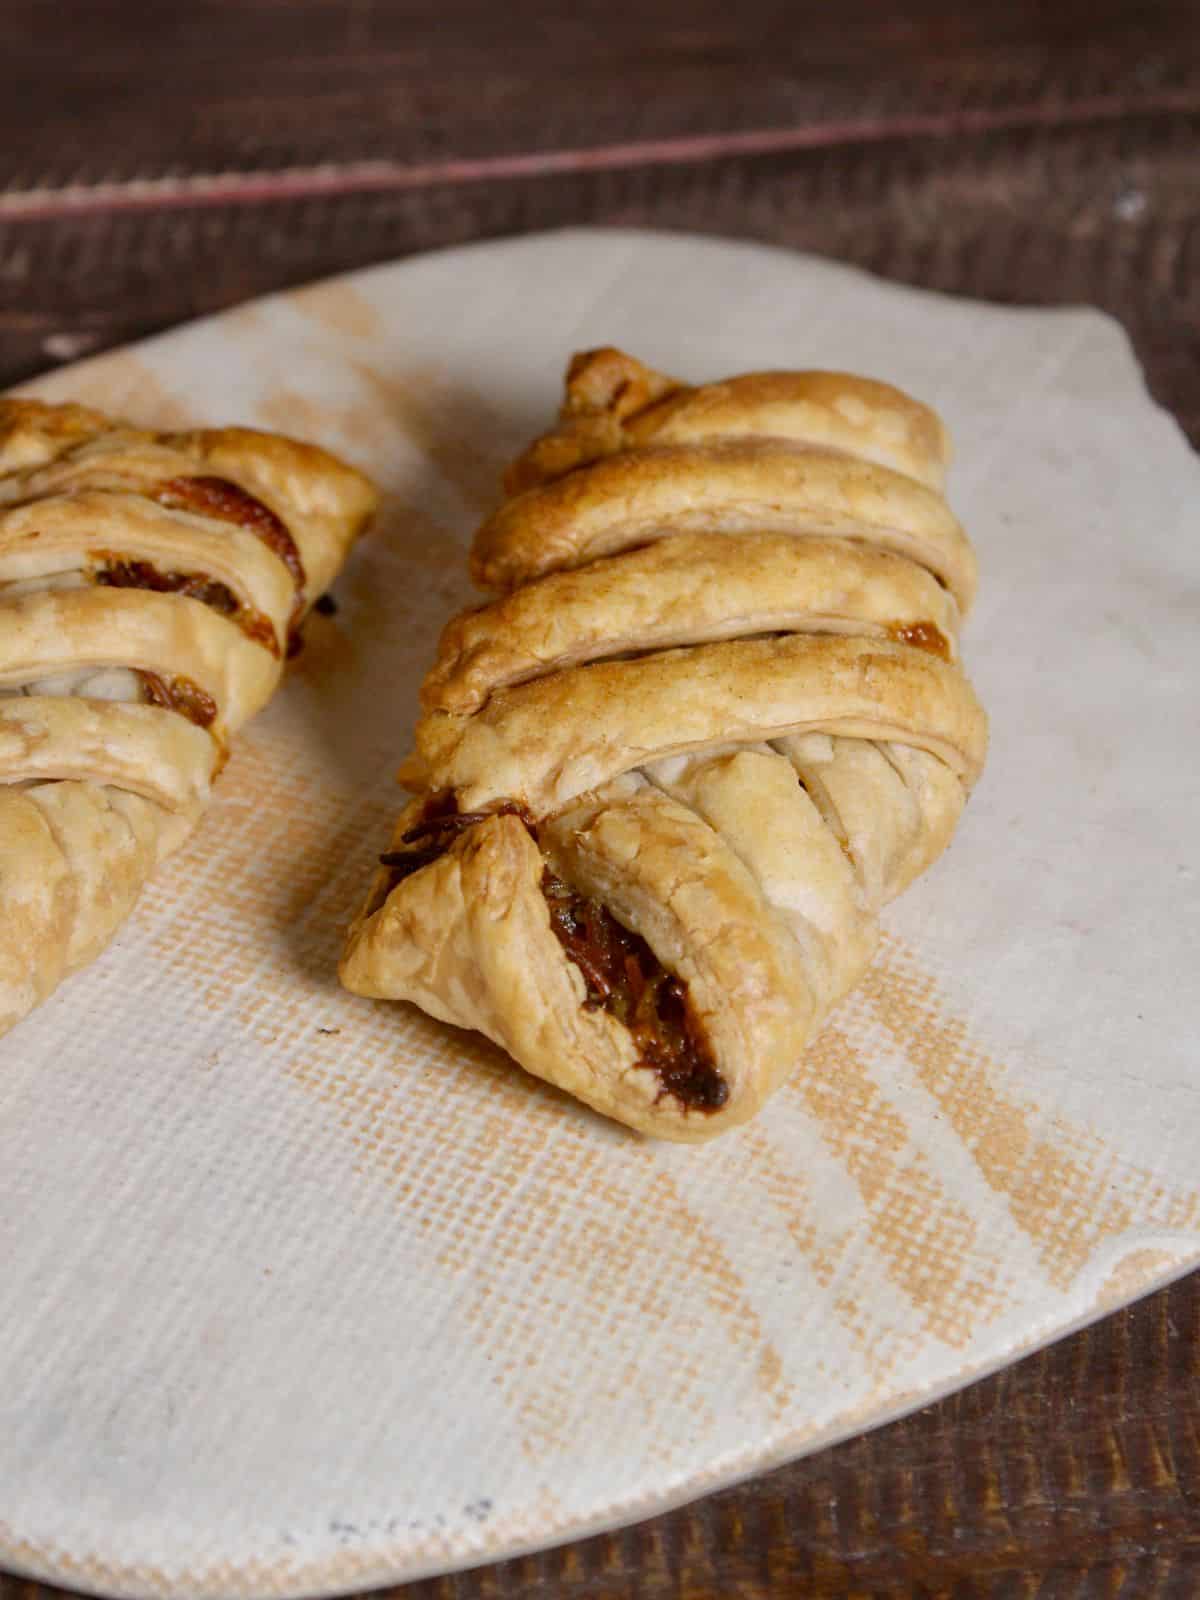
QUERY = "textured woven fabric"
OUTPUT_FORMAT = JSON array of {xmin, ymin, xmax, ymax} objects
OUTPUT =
[{"xmin": 0, "ymin": 231, "xmax": 1197, "ymax": 1596}]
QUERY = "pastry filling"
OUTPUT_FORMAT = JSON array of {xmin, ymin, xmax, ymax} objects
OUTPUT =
[
  {"xmin": 378, "ymin": 792, "xmax": 535, "ymax": 889},
  {"xmin": 151, "ymin": 475, "xmax": 308, "ymax": 646},
  {"xmin": 887, "ymin": 619, "xmax": 950, "ymax": 658},
  {"xmin": 137, "ymin": 669, "xmax": 218, "ymax": 729},
  {"xmin": 540, "ymin": 870, "xmax": 728, "ymax": 1111},
  {"xmin": 2, "ymin": 663, "xmax": 218, "ymax": 734},
  {"xmin": 379, "ymin": 793, "xmax": 728, "ymax": 1113},
  {"xmin": 94, "ymin": 556, "xmax": 280, "ymax": 655}
]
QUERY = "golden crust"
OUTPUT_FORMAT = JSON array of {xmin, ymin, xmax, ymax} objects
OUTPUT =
[
  {"xmin": 562, "ymin": 347, "xmax": 684, "ymax": 421},
  {"xmin": 538, "ymin": 777, "xmax": 819, "ymax": 1134},
  {"xmin": 506, "ymin": 349, "xmax": 948, "ymax": 494},
  {"xmin": 0, "ymin": 698, "xmax": 217, "ymax": 808},
  {"xmin": 170, "ymin": 426, "xmax": 378, "ymax": 598},
  {"xmin": 0, "ymin": 395, "xmax": 378, "ymax": 1038},
  {"xmin": 341, "ymin": 785, "xmax": 816, "ymax": 1141},
  {"xmin": 0, "ymin": 491, "xmax": 297, "ymax": 645},
  {"xmin": 0, "ymin": 408, "xmax": 377, "ymax": 607},
  {"xmin": 417, "ymin": 633, "xmax": 987, "ymax": 816},
  {"xmin": 0, "ymin": 397, "xmax": 111, "ymax": 474},
  {"xmin": 0, "ymin": 787, "xmax": 74, "ymax": 1033},
  {"xmin": 641, "ymin": 747, "xmax": 877, "ymax": 1010},
  {"xmin": 626, "ymin": 371, "xmax": 949, "ymax": 486},
  {"xmin": 775, "ymin": 733, "xmax": 965, "ymax": 910},
  {"xmin": 0, "ymin": 782, "xmax": 194, "ymax": 1035},
  {"xmin": 472, "ymin": 439, "xmax": 976, "ymax": 610},
  {"xmin": 341, "ymin": 810, "xmax": 659, "ymax": 1129},
  {"xmin": 0, "ymin": 587, "xmax": 278, "ymax": 731},
  {"xmin": 345, "ymin": 346, "xmax": 986, "ymax": 1141},
  {"xmin": 424, "ymin": 531, "xmax": 960, "ymax": 713}
]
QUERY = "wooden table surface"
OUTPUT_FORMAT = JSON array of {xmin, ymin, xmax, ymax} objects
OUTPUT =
[{"xmin": 2, "ymin": 3, "xmax": 1197, "ymax": 1595}]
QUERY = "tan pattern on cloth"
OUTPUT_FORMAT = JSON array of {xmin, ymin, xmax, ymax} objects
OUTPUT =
[{"xmin": 4, "ymin": 232, "xmax": 1196, "ymax": 1598}]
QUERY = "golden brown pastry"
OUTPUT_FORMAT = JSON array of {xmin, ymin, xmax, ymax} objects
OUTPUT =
[
  {"xmin": 1, "ymin": 397, "xmax": 378, "ymax": 1036},
  {"xmin": 341, "ymin": 349, "xmax": 987, "ymax": 1141}
]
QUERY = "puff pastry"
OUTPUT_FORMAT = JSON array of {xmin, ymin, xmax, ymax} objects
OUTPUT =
[
  {"xmin": 1, "ymin": 397, "xmax": 377, "ymax": 1036},
  {"xmin": 341, "ymin": 349, "xmax": 987, "ymax": 1141}
]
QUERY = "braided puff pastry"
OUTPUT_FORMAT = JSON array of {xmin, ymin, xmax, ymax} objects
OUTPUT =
[
  {"xmin": 1, "ymin": 398, "xmax": 377, "ymax": 1037},
  {"xmin": 341, "ymin": 349, "xmax": 987, "ymax": 1141}
]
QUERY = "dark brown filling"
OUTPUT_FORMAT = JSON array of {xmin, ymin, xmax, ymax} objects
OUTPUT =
[
  {"xmin": 378, "ymin": 793, "xmax": 535, "ymax": 889},
  {"xmin": 378, "ymin": 794, "xmax": 728, "ymax": 1113},
  {"xmin": 94, "ymin": 555, "xmax": 281, "ymax": 656},
  {"xmin": 541, "ymin": 869, "xmax": 728, "ymax": 1111},
  {"xmin": 137, "ymin": 669, "xmax": 218, "ymax": 729},
  {"xmin": 151, "ymin": 475, "xmax": 308, "ymax": 647},
  {"xmin": 887, "ymin": 619, "xmax": 951, "ymax": 659}
]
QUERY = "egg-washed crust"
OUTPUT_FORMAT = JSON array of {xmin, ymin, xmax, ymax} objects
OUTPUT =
[
  {"xmin": 0, "ymin": 396, "xmax": 378, "ymax": 1038},
  {"xmin": 472, "ymin": 438, "xmax": 976, "ymax": 611},
  {"xmin": 0, "ymin": 587, "xmax": 278, "ymax": 734},
  {"xmin": 416, "ymin": 632, "xmax": 986, "ymax": 817},
  {"xmin": 505, "ymin": 351, "xmax": 949, "ymax": 494},
  {"xmin": 424, "ymin": 531, "xmax": 960, "ymax": 714},
  {"xmin": 0, "ymin": 491, "xmax": 296, "ymax": 654}
]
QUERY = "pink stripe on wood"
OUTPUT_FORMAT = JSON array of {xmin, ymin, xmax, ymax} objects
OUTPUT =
[{"xmin": 2, "ymin": 92, "xmax": 1195, "ymax": 222}]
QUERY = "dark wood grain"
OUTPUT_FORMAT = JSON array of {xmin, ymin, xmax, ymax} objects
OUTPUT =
[
  {"xmin": 2, "ymin": 2, "xmax": 1198, "ymax": 438},
  {"xmin": 2, "ymin": 3, "xmax": 1198, "ymax": 1596},
  {"xmin": 1, "ymin": 1275, "xmax": 1196, "ymax": 1598}
]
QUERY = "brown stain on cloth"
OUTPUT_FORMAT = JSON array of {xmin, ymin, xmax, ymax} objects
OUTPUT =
[
  {"xmin": 21, "ymin": 352, "xmax": 197, "ymax": 428},
  {"xmin": 344, "ymin": 358, "xmax": 510, "ymax": 514},
  {"xmin": 289, "ymin": 279, "xmax": 384, "ymax": 342}
]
